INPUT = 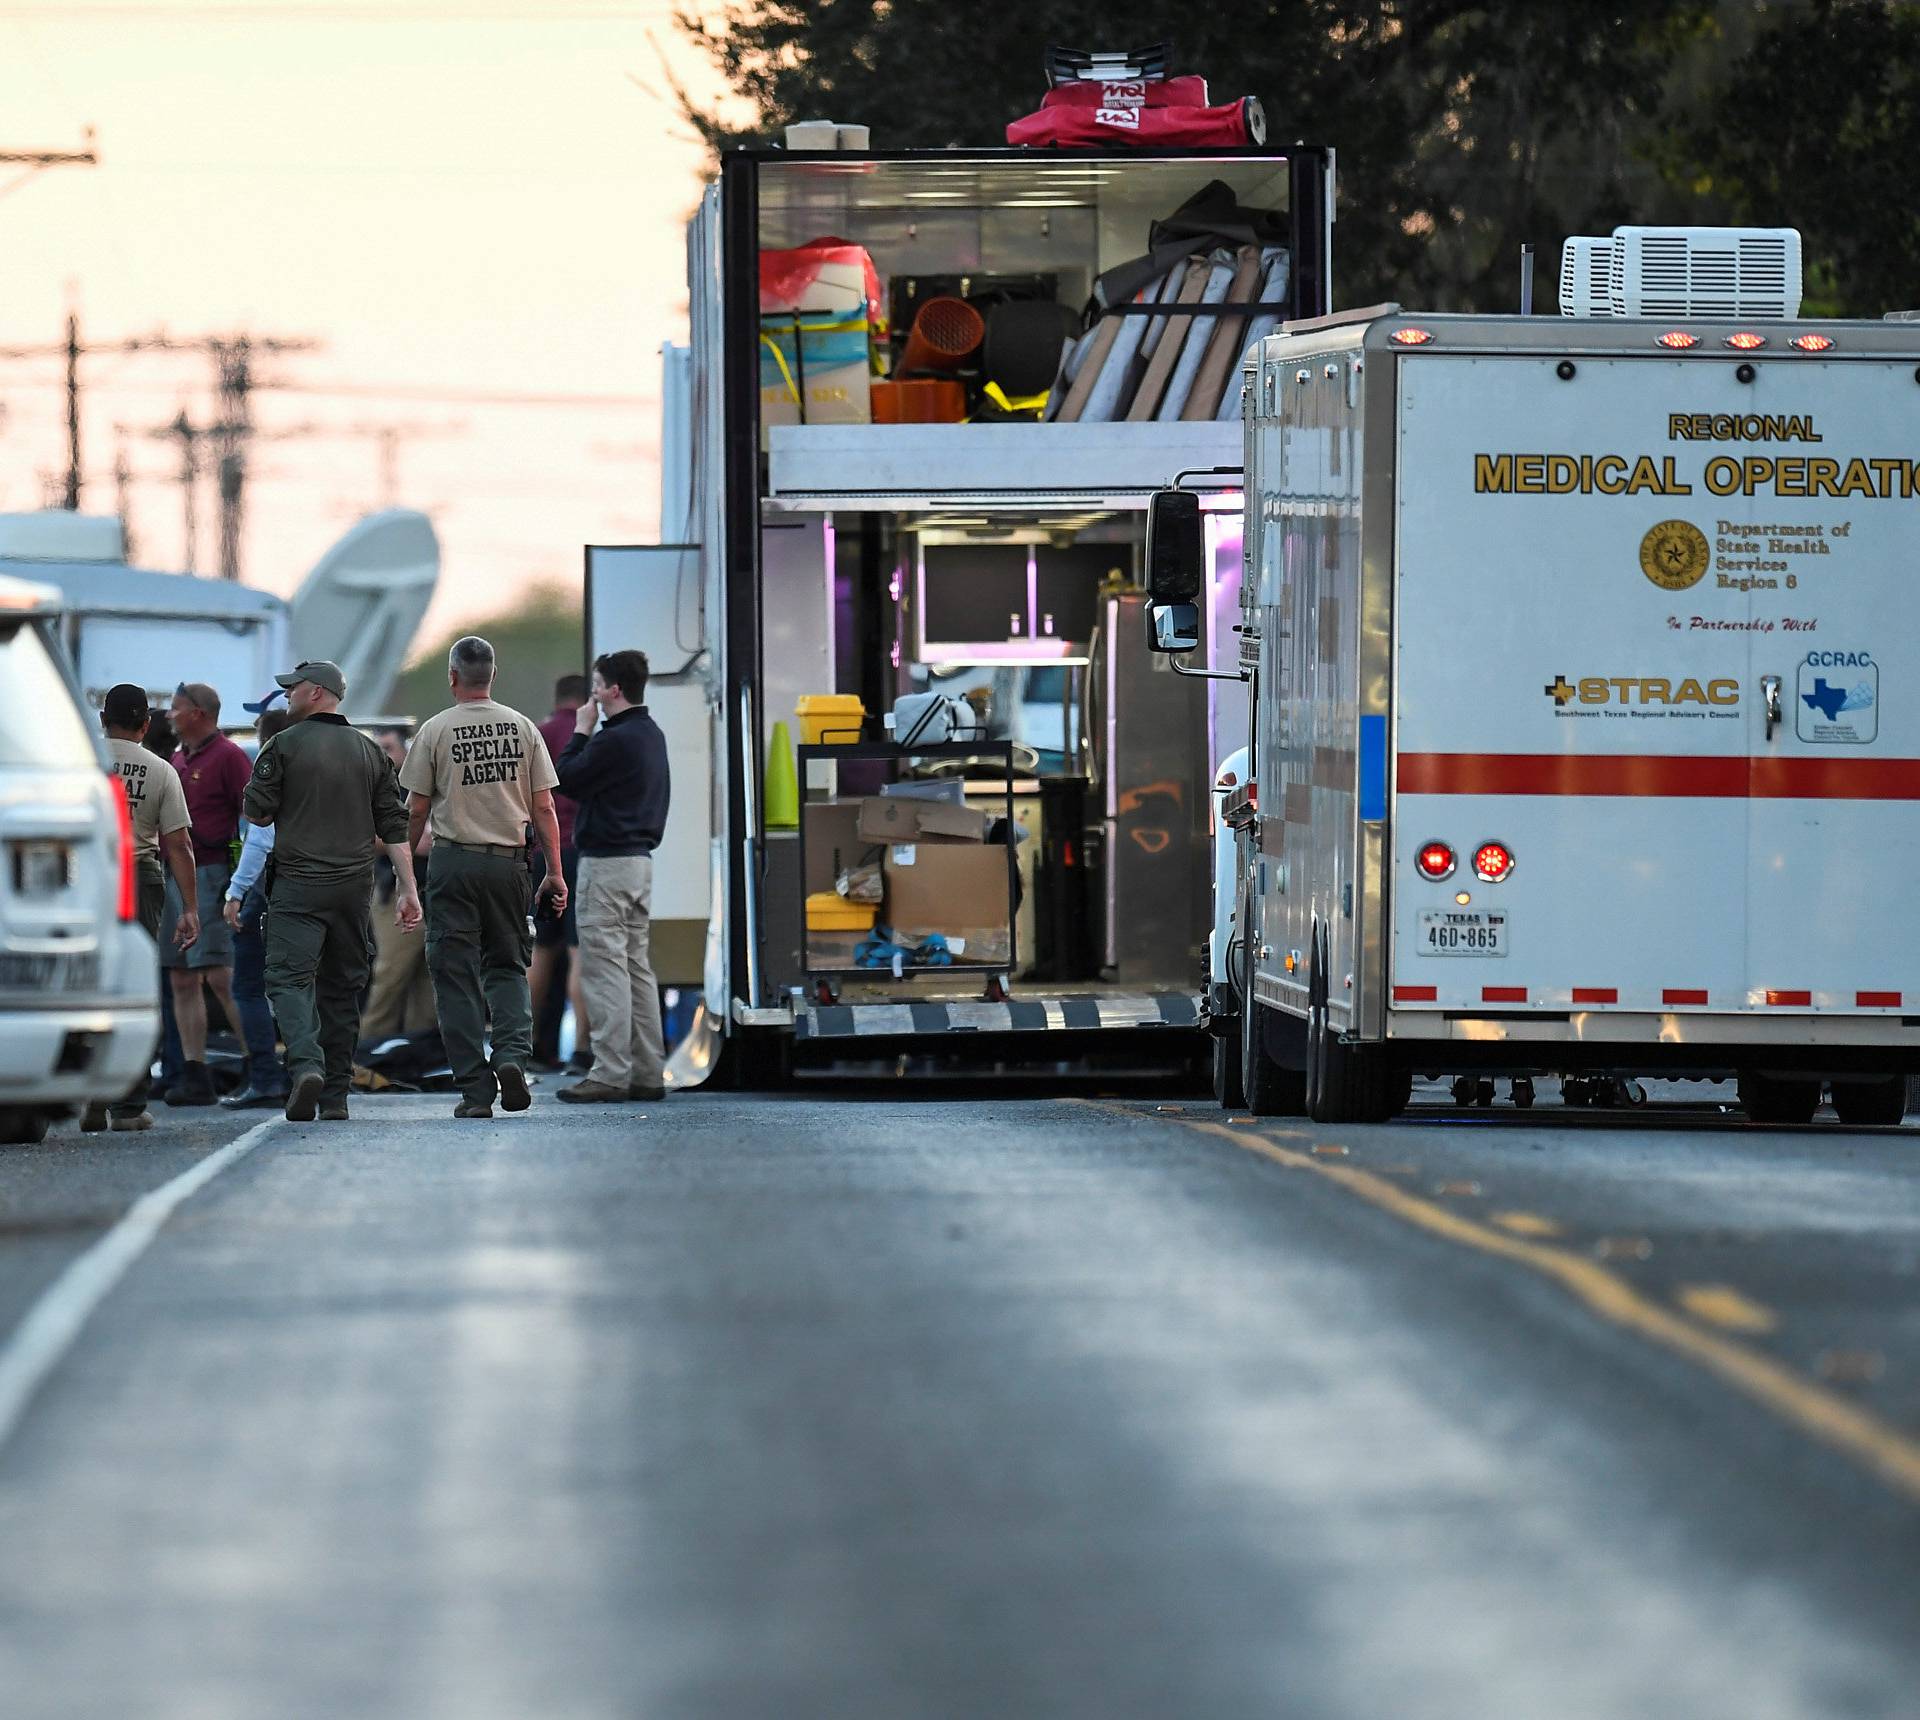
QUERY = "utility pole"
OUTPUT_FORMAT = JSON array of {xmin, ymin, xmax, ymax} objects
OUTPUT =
[
  {"xmin": 1, "ymin": 318, "xmax": 319, "ymax": 577},
  {"xmin": 162, "ymin": 412, "xmax": 201, "ymax": 573},
  {"xmin": 113, "ymin": 432, "xmax": 136, "ymax": 563},
  {"xmin": 64, "ymin": 309, "xmax": 82, "ymax": 509}
]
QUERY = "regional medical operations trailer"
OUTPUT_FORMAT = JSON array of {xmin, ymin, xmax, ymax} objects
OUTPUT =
[
  {"xmin": 1163, "ymin": 262, "xmax": 1920, "ymax": 1125},
  {"xmin": 636, "ymin": 143, "xmax": 1334, "ymax": 1085}
]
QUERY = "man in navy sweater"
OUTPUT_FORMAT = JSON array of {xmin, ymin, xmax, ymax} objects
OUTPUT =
[{"xmin": 553, "ymin": 649, "xmax": 672, "ymax": 1103}]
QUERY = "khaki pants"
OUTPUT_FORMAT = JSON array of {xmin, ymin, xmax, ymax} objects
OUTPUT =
[
  {"xmin": 363, "ymin": 881, "xmax": 436, "ymax": 1039},
  {"xmin": 576, "ymin": 853, "xmax": 665, "ymax": 1089}
]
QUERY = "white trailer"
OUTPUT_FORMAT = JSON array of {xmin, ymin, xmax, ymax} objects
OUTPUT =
[
  {"xmin": 0, "ymin": 512, "xmax": 287, "ymax": 714},
  {"xmin": 641, "ymin": 142, "xmax": 1337, "ymax": 1086},
  {"xmin": 1156, "ymin": 257, "xmax": 1920, "ymax": 1125}
]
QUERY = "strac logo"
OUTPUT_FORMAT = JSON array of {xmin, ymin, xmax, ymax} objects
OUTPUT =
[{"xmin": 1545, "ymin": 674, "xmax": 1739, "ymax": 708}]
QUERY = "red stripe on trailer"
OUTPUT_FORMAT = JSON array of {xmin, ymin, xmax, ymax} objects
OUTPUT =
[
  {"xmin": 1393, "ymin": 984, "xmax": 1438, "ymax": 1002},
  {"xmin": 1857, "ymin": 990, "xmax": 1902, "ymax": 1008},
  {"xmin": 1482, "ymin": 986, "xmax": 1527, "ymax": 1003},
  {"xmin": 1397, "ymin": 753, "xmax": 1920, "ymax": 799},
  {"xmin": 1663, "ymin": 988, "xmax": 1709, "ymax": 1005},
  {"xmin": 1765, "ymin": 990, "xmax": 1812, "ymax": 1007},
  {"xmin": 1572, "ymin": 987, "xmax": 1618, "ymax": 1004}
]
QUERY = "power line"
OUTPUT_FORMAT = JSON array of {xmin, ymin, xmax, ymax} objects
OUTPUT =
[
  {"xmin": 0, "ymin": 126, "xmax": 97, "ymax": 205},
  {"xmin": 0, "ymin": 374, "xmax": 659, "ymax": 408},
  {"xmin": 273, "ymin": 380, "xmax": 657, "ymax": 408},
  {"xmin": 0, "ymin": 315, "xmax": 320, "ymax": 576},
  {"xmin": 0, "ymin": 4, "xmax": 669, "ymax": 17}
]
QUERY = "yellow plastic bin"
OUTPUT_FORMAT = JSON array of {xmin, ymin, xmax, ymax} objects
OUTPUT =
[
  {"xmin": 796, "ymin": 694, "xmax": 866, "ymax": 746},
  {"xmin": 806, "ymin": 891, "xmax": 877, "ymax": 932}
]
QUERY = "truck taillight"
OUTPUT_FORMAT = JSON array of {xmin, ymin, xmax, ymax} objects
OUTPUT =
[
  {"xmin": 109, "ymin": 774, "xmax": 136, "ymax": 922},
  {"xmin": 1725, "ymin": 331, "xmax": 1768, "ymax": 351},
  {"xmin": 1656, "ymin": 331, "xmax": 1700, "ymax": 350},
  {"xmin": 1790, "ymin": 333, "xmax": 1835, "ymax": 353},
  {"xmin": 1415, "ymin": 841, "xmax": 1455, "ymax": 880},
  {"xmin": 1472, "ymin": 841, "xmax": 1515, "ymax": 883},
  {"xmin": 1389, "ymin": 327, "xmax": 1434, "ymax": 347}
]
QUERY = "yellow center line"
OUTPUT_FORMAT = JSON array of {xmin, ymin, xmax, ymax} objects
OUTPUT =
[
  {"xmin": 1490, "ymin": 1210, "xmax": 1565, "ymax": 1239},
  {"xmin": 1676, "ymin": 1283, "xmax": 1780, "ymax": 1335},
  {"xmin": 1110, "ymin": 1105, "xmax": 1920, "ymax": 1507}
]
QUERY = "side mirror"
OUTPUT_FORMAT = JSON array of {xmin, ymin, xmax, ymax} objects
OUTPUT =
[
  {"xmin": 1145, "ymin": 487, "xmax": 1204, "ymax": 604},
  {"xmin": 1145, "ymin": 601, "xmax": 1201, "ymax": 655}
]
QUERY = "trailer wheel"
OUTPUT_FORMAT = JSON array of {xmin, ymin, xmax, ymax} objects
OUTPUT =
[
  {"xmin": 722, "ymin": 1029, "xmax": 793, "ymax": 1092},
  {"xmin": 1303, "ymin": 936, "xmax": 1407, "ymax": 1124},
  {"xmin": 1213, "ymin": 1019, "xmax": 1247, "ymax": 1110},
  {"xmin": 1241, "ymin": 1001, "xmax": 1305, "ymax": 1116},
  {"xmin": 1736, "ymin": 1071, "xmax": 1821, "ymax": 1126},
  {"xmin": 0, "ymin": 1107, "xmax": 50, "ymax": 1145},
  {"xmin": 1831, "ymin": 1076, "xmax": 1907, "ymax": 1127}
]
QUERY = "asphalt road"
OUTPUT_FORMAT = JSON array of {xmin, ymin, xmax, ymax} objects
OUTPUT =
[{"xmin": 0, "ymin": 1081, "xmax": 1915, "ymax": 1719}]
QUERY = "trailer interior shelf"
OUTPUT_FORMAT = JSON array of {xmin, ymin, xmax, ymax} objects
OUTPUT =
[{"xmin": 764, "ymin": 421, "xmax": 1242, "ymax": 512}]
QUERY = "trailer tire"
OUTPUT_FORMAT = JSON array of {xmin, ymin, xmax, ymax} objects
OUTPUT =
[
  {"xmin": 1213, "ymin": 1020, "xmax": 1247, "ymax": 1110},
  {"xmin": 1737, "ymin": 1071, "xmax": 1821, "ymax": 1127},
  {"xmin": 1303, "ymin": 936, "xmax": 1408, "ymax": 1124},
  {"xmin": 1831, "ymin": 1076, "xmax": 1906, "ymax": 1127},
  {"xmin": 0, "ymin": 1106, "xmax": 50, "ymax": 1145},
  {"xmin": 722, "ymin": 1029, "xmax": 793, "ymax": 1092},
  {"xmin": 1241, "ymin": 1002, "xmax": 1305, "ymax": 1116}
]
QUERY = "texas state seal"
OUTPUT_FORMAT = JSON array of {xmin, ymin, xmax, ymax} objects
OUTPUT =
[{"xmin": 1638, "ymin": 519, "xmax": 1710, "ymax": 591}]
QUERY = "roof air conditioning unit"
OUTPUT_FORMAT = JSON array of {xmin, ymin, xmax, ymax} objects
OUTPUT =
[
  {"xmin": 1558, "ymin": 237, "xmax": 1615, "ymax": 317},
  {"xmin": 1607, "ymin": 225, "xmax": 1802, "ymax": 320}
]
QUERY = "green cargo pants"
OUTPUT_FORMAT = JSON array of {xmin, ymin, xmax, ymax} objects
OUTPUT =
[
  {"xmin": 264, "ymin": 872, "xmax": 374, "ymax": 1106},
  {"xmin": 424, "ymin": 843, "xmax": 534, "ymax": 1105}
]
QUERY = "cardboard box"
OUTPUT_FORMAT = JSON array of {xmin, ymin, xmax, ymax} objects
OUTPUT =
[
  {"xmin": 803, "ymin": 800, "xmax": 874, "ymax": 896},
  {"xmin": 858, "ymin": 795, "xmax": 990, "ymax": 846},
  {"xmin": 884, "ymin": 843, "xmax": 1011, "ymax": 936}
]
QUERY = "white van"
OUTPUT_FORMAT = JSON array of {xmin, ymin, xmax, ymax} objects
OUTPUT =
[{"xmin": 0, "ymin": 576, "xmax": 160, "ymax": 1144}]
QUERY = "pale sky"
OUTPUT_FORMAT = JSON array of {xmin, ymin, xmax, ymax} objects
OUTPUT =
[{"xmin": 0, "ymin": 0, "xmax": 740, "ymax": 646}]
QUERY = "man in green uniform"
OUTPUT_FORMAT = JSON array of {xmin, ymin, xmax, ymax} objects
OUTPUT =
[
  {"xmin": 399, "ymin": 636, "xmax": 565, "ymax": 1119},
  {"xmin": 243, "ymin": 659, "xmax": 421, "ymax": 1123}
]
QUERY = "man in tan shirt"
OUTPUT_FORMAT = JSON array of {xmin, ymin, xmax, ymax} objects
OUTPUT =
[
  {"xmin": 399, "ymin": 635, "xmax": 565, "ymax": 1118},
  {"xmin": 91, "ymin": 683, "xmax": 200, "ymax": 1132}
]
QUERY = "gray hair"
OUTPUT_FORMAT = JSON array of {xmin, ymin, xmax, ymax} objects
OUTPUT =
[{"xmin": 449, "ymin": 635, "xmax": 496, "ymax": 688}]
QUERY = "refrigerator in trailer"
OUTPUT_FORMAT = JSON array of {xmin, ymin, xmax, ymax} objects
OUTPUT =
[{"xmin": 1088, "ymin": 588, "xmax": 1208, "ymax": 985}]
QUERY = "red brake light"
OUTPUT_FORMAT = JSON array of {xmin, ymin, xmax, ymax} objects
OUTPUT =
[
  {"xmin": 1725, "ymin": 331, "xmax": 1767, "ymax": 351},
  {"xmin": 1790, "ymin": 333, "xmax": 1834, "ymax": 353},
  {"xmin": 1389, "ymin": 327, "xmax": 1434, "ymax": 347},
  {"xmin": 1416, "ymin": 841, "xmax": 1456, "ymax": 880},
  {"xmin": 1473, "ymin": 841, "xmax": 1515, "ymax": 883},
  {"xmin": 1656, "ymin": 331, "xmax": 1700, "ymax": 350},
  {"xmin": 109, "ymin": 773, "xmax": 137, "ymax": 922}
]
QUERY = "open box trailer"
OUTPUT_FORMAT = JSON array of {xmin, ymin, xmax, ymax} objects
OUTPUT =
[{"xmin": 598, "ymin": 144, "xmax": 1336, "ymax": 1085}]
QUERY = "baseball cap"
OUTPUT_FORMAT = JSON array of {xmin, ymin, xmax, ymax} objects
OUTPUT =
[
  {"xmin": 274, "ymin": 660, "xmax": 347, "ymax": 699},
  {"xmin": 241, "ymin": 685, "xmax": 288, "ymax": 716},
  {"xmin": 101, "ymin": 683, "xmax": 151, "ymax": 729}
]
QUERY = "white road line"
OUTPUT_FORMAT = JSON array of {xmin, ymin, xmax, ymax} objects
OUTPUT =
[{"xmin": 0, "ymin": 1116, "xmax": 281, "ymax": 1453}]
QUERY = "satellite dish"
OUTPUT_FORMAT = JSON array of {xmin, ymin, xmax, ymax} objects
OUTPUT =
[{"xmin": 289, "ymin": 509, "xmax": 439, "ymax": 715}]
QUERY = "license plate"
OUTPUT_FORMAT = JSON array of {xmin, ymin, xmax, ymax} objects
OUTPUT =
[
  {"xmin": 1417, "ymin": 909, "xmax": 1507, "ymax": 956},
  {"xmin": 12, "ymin": 842, "xmax": 72, "ymax": 897},
  {"xmin": 0, "ymin": 951, "xmax": 99, "ymax": 991}
]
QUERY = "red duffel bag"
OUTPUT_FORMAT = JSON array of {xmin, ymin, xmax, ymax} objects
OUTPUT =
[
  {"xmin": 1037, "ymin": 74, "xmax": 1212, "ymax": 110},
  {"xmin": 1007, "ymin": 95, "xmax": 1265, "ymax": 149}
]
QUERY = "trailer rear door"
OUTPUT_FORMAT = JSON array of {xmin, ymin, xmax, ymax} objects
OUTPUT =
[{"xmin": 1388, "ymin": 343, "xmax": 1920, "ymax": 1018}]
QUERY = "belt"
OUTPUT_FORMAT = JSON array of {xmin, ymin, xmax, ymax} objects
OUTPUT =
[{"xmin": 439, "ymin": 839, "xmax": 525, "ymax": 858}]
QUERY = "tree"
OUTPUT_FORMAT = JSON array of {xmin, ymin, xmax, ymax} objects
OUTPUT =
[
  {"xmin": 1675, "ymin": 0, "xmax": 1920, "ymax": 315},
  {"xmin": 389, "ymin": 581, "xmax": 583, "ymax": 725},
  {"xmin": 676, "ymin": 1, "xmax": 1715, "ymax": 310}
]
